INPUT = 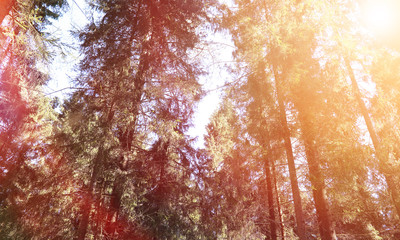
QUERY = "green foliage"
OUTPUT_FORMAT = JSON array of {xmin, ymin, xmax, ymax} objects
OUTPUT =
[{"xmin": 2, "ymin": 0, "xmax": 400, "ymax": 239}]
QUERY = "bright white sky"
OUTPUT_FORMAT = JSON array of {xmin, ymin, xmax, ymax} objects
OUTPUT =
[
  {"xmin": 45, "ymin": 0, "xmax": 233, "ymax": 148},
  {"xmin": 44, "ymin": 0, "xmax": 89, "ymax": 97}
]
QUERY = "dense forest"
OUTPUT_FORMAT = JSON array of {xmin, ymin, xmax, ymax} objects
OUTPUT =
[{"xmin": 1, "ymin": 0, "xmax": 400, "ymax": 239}]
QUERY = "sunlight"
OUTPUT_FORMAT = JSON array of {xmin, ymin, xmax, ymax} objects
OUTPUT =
[{"xmin": 362, "ymin": 0, "xmax": 397, "ymax": 36}]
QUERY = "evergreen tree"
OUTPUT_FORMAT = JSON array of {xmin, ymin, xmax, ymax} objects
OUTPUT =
[
  {"xmin": 0, "ymin": 0, "xmax": 67, "ymax": 238},
  {"xmin": 59, "ymin": 0, "xmax": 217, "ymax": 239},
  {"xmin": 204, "ymin": 96, "xmax": 268, "ymax": 239},
  {"xmin": 2, "ymin": 0, "xmax": 400, "ymax": 238}
]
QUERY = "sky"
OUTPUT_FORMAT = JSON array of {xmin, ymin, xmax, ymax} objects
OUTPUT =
[
  {"xmin": 44, "ymin": 0, "xmax": 89, "ymax": 97},
  {"xmin": 45, "ymin": 0, "xmax": 233, "ymax": 148}
]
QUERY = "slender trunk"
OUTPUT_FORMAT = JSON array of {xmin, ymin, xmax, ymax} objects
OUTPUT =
[
  {"xmin": 272, "ymin": 67, "xmax": 307, "ymax": 240},
  {"xmin": 297, "ymin": 110, "xmax": 336, "ymax": 240},
  {"xmin": 77, "ymin": 145, "xmax": 104, "ymax": 240},
  {"xmin": 345, "ymin": 58, "xmax": 400, "ymax": 218},
  {"xmin": 90, "ymin": 207, "xmax": 97, "ymax": 240},
  {"xmin": 104, "ymin": 36, "xmax": 151, "ymax": 237},
  {"xmin": 93, "ymin": 181, "xmax": 104, "ymax": 240},
  {"xmin": 106, "ymin": 175, "xmax": 124, "ymax": 236},
  {"xmin": 272, "ymin": 159, "xmax": 285, "ymax": 240},
  {"xmin": 0, "ymin": 0, "xmax": 14, "ymax": 24},
  {"xmin": 264, "ymin": 133, "xmax": 277, "ymax": 240}
]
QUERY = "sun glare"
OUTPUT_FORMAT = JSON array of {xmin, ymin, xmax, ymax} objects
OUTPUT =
[{"xmin": 363, "ymin": 0, "xmax": 397, "ymax": 35}]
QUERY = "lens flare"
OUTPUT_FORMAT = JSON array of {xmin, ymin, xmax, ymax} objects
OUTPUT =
[{"xmin": 362, "ymin": 0, "xmax": 397, "ymax": 36}]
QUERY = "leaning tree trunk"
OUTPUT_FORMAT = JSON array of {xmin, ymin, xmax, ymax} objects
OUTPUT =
[{"xmin": 345, "ymin": 58, "xmax": 400, "ymax": 219}]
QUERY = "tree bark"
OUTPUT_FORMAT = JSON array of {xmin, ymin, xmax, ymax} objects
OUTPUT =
[
  {"xmin": 106, "ymin": 175, "xmax": 124, "ymax": 237},
  {"xmin": 272, "ymin": 157, "xmax": 285, "ymax": 240},
  {"xmin": 272, "ymin": 67, "xmax": 307, "ymax": 240},
  {"xmin": 345, "ymin": 58, "xmax": 400, "ymax": 219},
  {"xmin": 77, "ymin": 145, "xmax": 104, "ymax": 240},
  {"xmin": 264, "ymin": 133, "xmax": 277, "ymax": 240},
  {"xmin": 297, "ymin": 110, "xmax": 336, "ymax": 240}
]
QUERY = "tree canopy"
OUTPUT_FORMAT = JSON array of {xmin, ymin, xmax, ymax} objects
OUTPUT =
[{"xmin": 1, "ymin": 0, "xmax": 400, "ymax": 239}]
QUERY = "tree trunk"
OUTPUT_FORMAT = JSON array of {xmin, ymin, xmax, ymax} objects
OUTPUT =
[
  {"xmin": 272, "ymin": 67, "xmax": 307, "ymax": 240},
  {"xmin": 345, "ymin": 58, "xmax": 400, "ymax": 218},
  {"xmin": 101, "ymin": 34, "xmax": 151, "ymax": 236},
  {"xmin": 297, "ymin": 110, "xmax": 336, "ymax": 240},
  {"xmin": 264, "ymin": 133, "xmax": 277, "ymax": 240},
  {"xmin": 272, "ymin": 158, "xmax": 285, "ymax": 240},
  {"xmin": 93, "ymin": 181, "xmax": 105, "ymax": 240},
  {"xmin": 77, "ymin": 145, "xmax": 104, "ymax": 240},
  {"xmin": 105, "ymin": 175, "xmax": 124, "ymax": 237}
]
